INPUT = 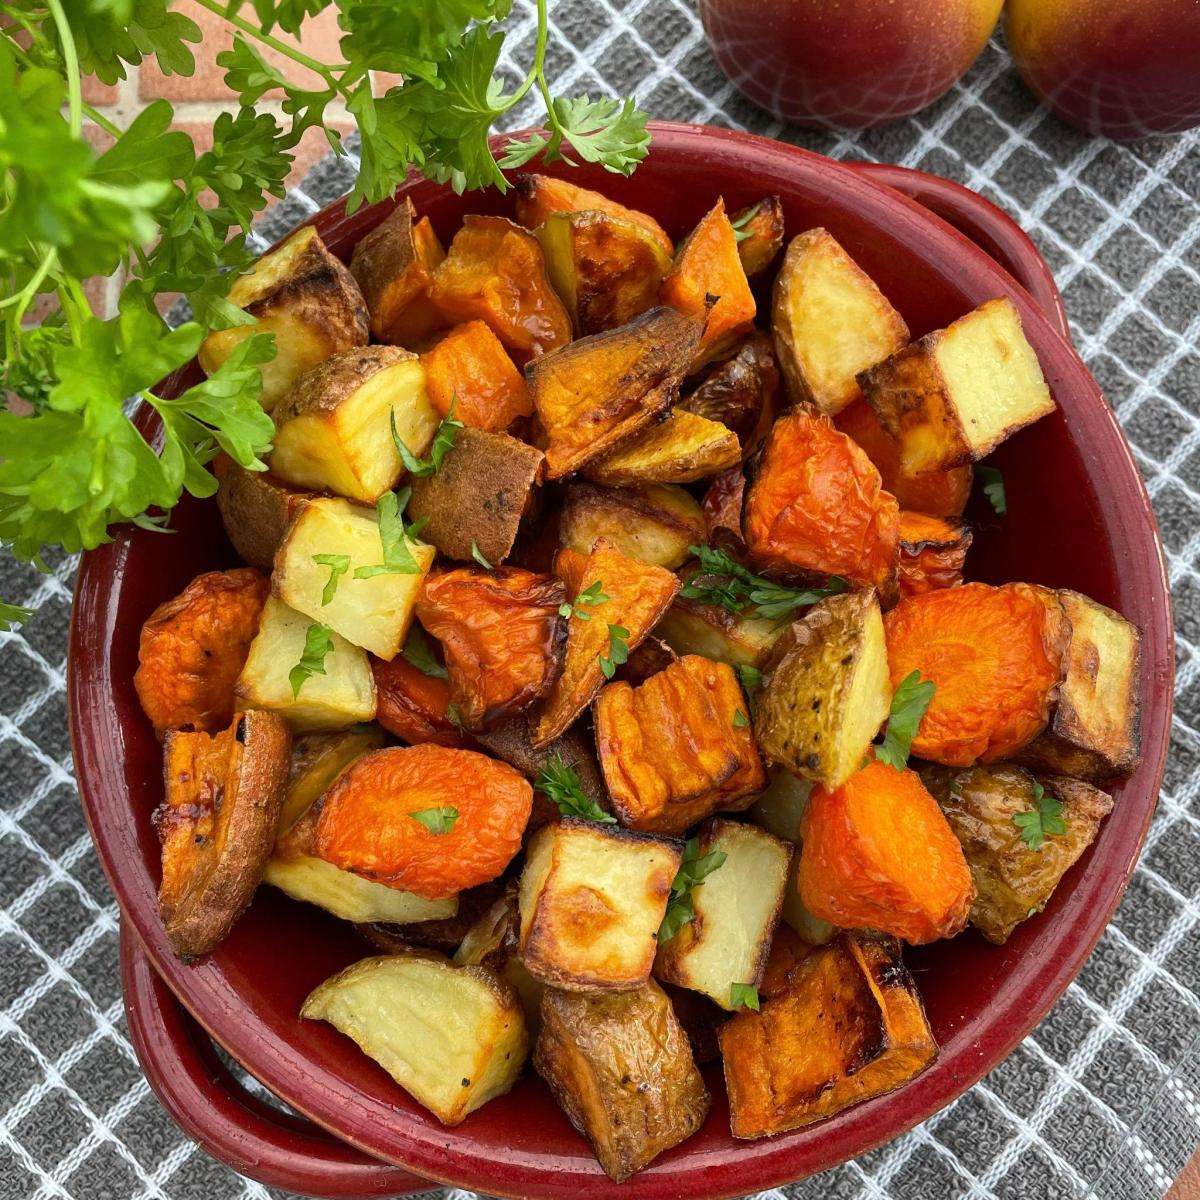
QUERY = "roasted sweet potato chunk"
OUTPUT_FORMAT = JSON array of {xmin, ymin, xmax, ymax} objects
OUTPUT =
[
  {"xmin": 371, "ymin": 653, "xmax": 471, "ymax": 749},
  {"xmin": 135, "ymin": 568, "xmax": 269, "ymax": 737},
  {"xmin": 157, "ymin": 710, "xmax": 290, "ymax": 957},
  {"xmin": 419, "ymin": 320, "xmax": 532, "ymax": 432},
  {"xmin": 799, "ymin": 761, "xmax": 974, "ymax": 944},
  {"xmin": 429, "ymin": 215, "xmax": 570, "ymax": 362},
  {"xmin": 533, "ymin": 538, "xmax": 680, "ymax": 746},
  {"xmin": 730, "ymin": 196, "xmax": 785, "ymax": 278},
  {"xmin": 416, "ymin": 567, "xmax": 567, "ymax": 731},
  {"xmin": 584, "ymin": 409, "xmax": 741, "ymax": 487},
  {"xmin": 679, "ymin": 333, "xmax": 779, "ymax": 448},
  {"xmin": 560, "ymin": 482, "xmax": 706, "ymax": 570},
  {"xmin": 884, "ymin": 583, "xmax": 1067, "ymax": 766},
  {"xmin": 315, "ymin": 745, "xmax": 532, "ymax": 899},
  {"xmin": 595, "ymin": 655, "xmax": 765, "ymax": 834},
  {"xmin": 212, "ymin": 455, "xmax": 310, "ymax": 572},
  {"xmin": 897, "ymin": 511, "xmax": 972, "ymax": 598},
  {"xmin": 744, "ymin": 408, "xmax": 899, "ymax": 594},
  {"xmin": 528, "ymin": 306, "xmax": 701, "ymax": 479},
  {"xmin": 720, "ymin": 932, "xmax": 937, "ymax": 1137}
]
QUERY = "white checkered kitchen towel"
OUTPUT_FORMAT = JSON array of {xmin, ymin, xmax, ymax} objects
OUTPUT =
[{"xmin": 2, "ymin": 2, "xmax": 1199, "ymax": 1198}]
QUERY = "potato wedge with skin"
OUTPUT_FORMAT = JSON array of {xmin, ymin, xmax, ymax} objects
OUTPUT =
[
  {"xmin": 1015, "ymin": 590, "xmax": 1141, "ymax": 781},
  {"xmin": 897, "ymin": 511, "xmax": 972, "ymax": 598},
  {"xmin": 701, "ymin": 467, "xmax": 747, "ymax": 557},
  {"xmin": 535, "ymin": 981, "xmax": 710, "ymax": 1182},
  {"xmin": 560, "ymin": 482, "xmax": 706, "ymax": 570},
  {"xmin": 730, "ymin": 196, "xmax": 785, "ymax": 278},
  {"xmin": 279, "ymin": 726, "xmax": 387, "ymax": 835},
  {"xmin": 236, "ymin": 597, "xmax": 376, "ymax": 731},
  {"xmin": 199, "ymin": 226, "xmax": 368, "ymax": 411},
  {"xmin": 408, "ymin": 427, "xmax": 545, "ymax": 565},
  {"xmin": 302, "ymin": 953, "xmax": 529, "ymax": 1126},
  {"xmin": 270, "ymin": 347, "xmax": 437, "ymax": 503},
  {"xmin": 454, "ymin": 887, "xmax": 546, "ymax": 1026},
  {"xmin": 656, "ymin": 593, "xmax": 784, "ymax": 669},
  {"xmin": 754, "ymin": 590, "xmax": 891, "ymax": 788},
  {"xmin": 156, "ymin": 710, "xmax": 290, "ymax": 958},
  {"xmin": 720, "ymin": 933, "xmax": 936, "ymax": 1138},
  {"xmin": 361, "ymin": 880, "xmax": 504, "ymax": 954},
  {"xmin": 679, "ymin": 333, "xmax": 779, "ymax": 448},
  {"xmin": 419, "ymin": 320, "xmax": 531, "ymax": 432},
  {"xmin": 656, "ymin": 819, "xmax": 791, "ymax": 1010},
  {"xmin": 273, "ymin": 497, "xmax": 434, "ymax": 661},
  {"xmin": 537, "ymin": 209, "xmax": 673, "ymax": 335},
  {"xmin": 518, "ymin": 819, "xmax": 681, "ymax": 991},
  {"xmin": 771, "ymin": 228, "xmax": 909, "ymax": 416},
  {"xmin": 528, "ymin": 306, "xmax": 702, "ymax": 479},
  {"xmin": 859, "ymin": 297, "xmax": 1056, "ymax": 474},
  {"xmin": 213, "ymin": 455, "xmax": 311, "ymax": 572},
  {"xmin": 584, "ymin": 409, "xmax": 741, "ymax": 487}
]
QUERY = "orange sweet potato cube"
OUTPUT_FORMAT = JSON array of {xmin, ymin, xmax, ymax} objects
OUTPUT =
[{"xmin": 420, "ymin": 320, "xmax": 532, "ymax": 432}]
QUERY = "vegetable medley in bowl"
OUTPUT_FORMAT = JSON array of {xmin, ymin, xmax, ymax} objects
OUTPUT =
[{"xmin": 131, "ymin": 170, "xmax": 1141, "ymax": 1183}]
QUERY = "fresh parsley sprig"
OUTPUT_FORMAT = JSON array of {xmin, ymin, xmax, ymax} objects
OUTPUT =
[
  {"xmin": 558, "ymin": 579, "xmax": 608, "ymax": 622},
  {"xmin": 289, "ymin": 622, "xmax": 334, "ymax": 698},
  {"xmin": 0, "ymin": 601, "xmax": 35, "ymax": 634},
  {"xmin": 598, "ymin": 623, "xmax": 630, "ymax": 679},
  {"xmin": 1012, "ymin": 781, "xmax": 1066, "ymax": 850},
  {"xmin": 730, "ymin": 983, "xmax": 760, "ymax": 1011},
  {"xmin": 392, "ymin": 402, "xmax": 463, "ymax": 478},
  {"xmin": 873, "ymin": 670, "xmax": 936, "ymax": 770},
  {"xmin": 658, "ymin": 838, "xmax": 728, "ymax": 943},
  {"xmin": 680, "ymin": 545, "xmax": 848, "ymax": 622},
  {"xmin": 535, "ymin": 754, "xmax": 615, "ymax": 824}
]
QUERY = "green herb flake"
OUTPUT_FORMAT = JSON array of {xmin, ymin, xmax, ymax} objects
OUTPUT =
[
  {"xmin": 0, "ymin": 601, "xmax": 34, "ymax": 633},
  {"xmin": 312, "ymin": 553, "xmax": 351, "ymax": 606},
  {"xmin": 401, "ymin": 625, "xmax": 448, "ymax": 679},
  {"xmin": 288, "ymin": 623, "xmax": 335, "ymax": 699},
  {"xmin": 729, "ymin": 202, "xmax": 762, "ymax": 243},
  {"xmin": 730, "ymin": 983, "xmax": 760, "ymax": 1011},
  {"xmin": 599, "ymin": 623, "xmax": 630, "ymax": 679},
  {"xmin": 410, "ymin": 806, "xmax": 459, "ymax": 835},
  {"xmin": 535, "ymin": 754, "xmax": 616, "ymax": 824},
  {"xmin": 354, "ymin": 489, "xmax": 425, "ymax": 579},
  {"xmin": 392, "ymin": 400, "xmax": 463, "ymax": 478},
  {"xmin": 732, "ymin": 709, "xmax": 750, "ymax": 728},
  {"xmin": 977, "ymin": 465, "xmax": 1006, "ymax": 516},
  {"xmin": 1012, "ymin": 781, "xmax": 1067, "ymax": 850},
  {"xmin": 680, "ymin": 544, "xmax": 846, "ymax": 622},
  {"xmin": 736, "ymin": 663, "xmax": 762, "ymax": 690},
  {"xmin": 658, "ymin": 838, "xmax": 728, "ymax": 943},
  {"xmin": 874, "ymin": 670, "xmax": 936, "ymax": 770},
  {"xmin": 560, "ymin": 579, "xmax": 609, "ymax": 622},
  {"xmin": 471, "ymin": 540, "xmax": 493, "ymax": 569}
]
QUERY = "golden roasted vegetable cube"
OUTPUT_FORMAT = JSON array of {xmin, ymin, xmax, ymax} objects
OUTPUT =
[
  {"xmin": 199, "ymin": 226, "xmax": 368, "ymax": 411},
  {"xmin": 518, "ymin": 819, "xmax": 681, "ymax": 990},
  {"xmin": 270, "ymin": 346, "xmax": 438, "ymax": 503},
  {"xmin": 213, "ymin": 455, "xmax": 311, "ymax": 572},
  {"xmin": 560, "ymin": 482, "xmax": 706, "ymax": 570},
  {"xmin": 655, "ymin": 818, "xmax": 791, "ymax": 1009},
  {"xmin": 534, "ymin": 981, "xmax": 710, "ymax": 1181},
  {"xmin": 584, "ymin": 409, "xmax": 741, "ymax": 487},
  {"xmin": 302, "ymin": 953, "xmax": 529, "ymax": 1125},
  {"xmin": 278, "ymin": 726, "xmax": 387, "ymax": 835},
  {"xmin": 754, "ymin": 590, "xmax": 891, "ymax": 789},
  {"xmin": 859, "ymin": 297, "xmax": 1056, "ymax": 474},
  {"xmin": 656, "ymin": 594, "xmax": 784, "ymax": 668}
]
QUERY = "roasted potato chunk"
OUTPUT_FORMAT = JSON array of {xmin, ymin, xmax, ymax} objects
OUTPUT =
[
  {"xmin": 361, "ymin": 882, "xmax": 504, "ymax": 954},
  {"xmin": 416, "ymin": 567, "xmax": 566, "ymax": 730},
  {"xmin": 371, "ymin": 651, "xmax": 472, "ymax": 749},
  {"xmin": 771, "ymin": 228, "xmax": 909, "ymax": 416},
  {"xmin": 302, "ymin": 953, "xmax": 529, "ymax": 1125},
  {"xmin": 1016, "ymin": 590, "xmax": 1141, "ymax": 781},
  {"xmin": 270, "ymin": 346, "xmax": 437, "ymax": 503},
  {"xmin": 755, "ymin": 590, "xmax": 891, "ymax": 789},
  {"xmin": 156, "ymin": 710, "xmax": 290, "ymax": 957},
  {"xmin": 656, "ymin": 592, "xmax": 784, "ymax": 669},
  {"xmin": 585, "ymin": 409, "xmax": 741, "ymax": 487},
  {"xmin": 518, "ymin": 819, "xmax": 681, "ymax": 990},
  {"xmin": 279, "ymin": 726, "xmax": 387, "ymax": 834},
  {"xmin": 199, "ymin": 226, "xmax": 368, "ymax": 411},
  {"xmin": 236, "ymin": 596, "xmax": 376, "ymax": 731},
  {"xmin": 212, "ymin": 455, "xmax": 311, "ymax": 572},
  {"xmin": 535, "ymin": 981, "xmax": 710, "ymax": 1182},
  {"xmin": 560, "ymin": 482, "xmax": 706, "ymax": 570},
  {"xmin": 454, "ymin": 887, "xmax": 546, "ymax": 1025},
  {"xmin": 897, "ymin": 511, "xmax": 972, "ymax": 598},
  {"xmin": 135, "ymin": 568, "xmax": 269, "ymax": 737},
  {"xmin": 859, "ymin": 297, "xmax": 1056, "ymax": 474},
  {"xmin": 730, "ymin": 196, "xmax": 785, "ymax": 278},
  {"xmin": 537, "ymin": 209, "xmax": 673, "ymax": 335},
  {"xmin": 656, "ymin": 819, "xmax": 791, "ymax": 1009},
  {"xmin": 528, "ymin": 306, "xmax": 701, "ymax": 479},
  {"xmin": 408, "ymin": 426, "xmax": 545, "ymax": 565},
  {"xmin": 419, "ymin": 320, "xmax": 531, "ymax": 432},
  {"xmin": 596, "ymin": 655, "xmax": 765, "ymax": 834},
  {"xmin": 679, "ymin": 333, "xmax": 779, "ymax": 448},
  {"xmin": 937, "ymin": 764, "xmax": 1113, "ymax": 943},
  {"xmin": 273, "ymin": 497, "xmax": 435, "ymax": 660},
  {"xmin": 429, "ymin": 215, "xmax": 570, "ymax": 362},
  {"xmin": 720, "ymin": 933, "xmax": 936, "ymax": 1138}
]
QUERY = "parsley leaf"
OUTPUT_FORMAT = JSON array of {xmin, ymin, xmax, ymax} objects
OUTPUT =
[
  {"xmin": 658, "ymin": 838, "xmax": 728, "ymax": 943},
  {"xmin": 501, "ymin": 95, "xmax": 650, "ymax": 177},
  {"xmin": 737, "ymin": 663, "xmax": 763, "ymax": 691},
  {"xmin": 313, "ymin": 553, "xmax": 350, "ymax": 605},
  {"xmin": 471, "ymin": 541, "xmax": 493, "ymax": 569},
  {"xmin": 680, "ymin": 544, "xmax": 847, "ymax": 621},
  {"xmin": 0, "ymin": 601, "xmax": 34, "ymax": 632},
  {"xmin": 730, "ymin": 983, "xmax": 760, "ymax": 1011},
  {"xmin": 354, "ymin": 489, "xmax": 426, "ymax": 579},
  {"xmin": 445, "ymin": 701, "xmax": 465, "ymax": 729},
  {"xmin": 977, "ymin": 465, "xmax": 1006, "ymax": 516},
  {"xmin": 729, "ymin": 202, "xmax": 762, "ymax": 242},
  {"xmin": 874, "ymin": 671, "xmax": 936, "ymax": 770},
  {"xmin": 392, "ymin": 401, "xmax": 463, "ymax": 478},
  {"xmin": 401, "ymin": 625, "xmax": 448, "ymax": 679},
  {"xmin": 410, "ymin": 806, "xmax": 459, "ymax": 834},
  {"xmin": 535, "ymin": 754, "xmax": 616, "ymax": 824},
  {"xmin": 289, "ymin": 623, "xmax": 334, "ymax": 698},
  {"xmin": 559, "ymin": 579, "xmax": 608, "ymax": 622},
  {"xmin": 1012, "ymin": 781, "xmax": 1067, "ymax": 850},
  {"xmin": 599, "ymin": 623, "xmax": 630, "ymax": 679},
  {"xmin": 733, "ymin": 709, "xmax": 750, "ymax": 728}
]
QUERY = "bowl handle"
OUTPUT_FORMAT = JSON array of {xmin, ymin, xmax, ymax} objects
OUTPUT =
[
  {"xmin": 120, "ymin": 923, "xmax": 425, "ymax": 1200},
  {"xmin": 843, "ymin": 162, "xmax": 1071, "ymax": 341}
]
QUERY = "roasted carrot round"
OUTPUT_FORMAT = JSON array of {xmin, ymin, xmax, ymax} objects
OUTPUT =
[
  {"xmin": 799, "ymin": 760, "xmax": 974, "ymax": 944},
  {"xmin": 884, "ymin": 582, "xmax": 1065, "ymax": 766},
  {"xmin": 371, "ymin": 655, "xmax": 471, "ymax": 749},
  {"xmin": 897, "ymin": 511, "xmax": 972, "ymax": 598}
]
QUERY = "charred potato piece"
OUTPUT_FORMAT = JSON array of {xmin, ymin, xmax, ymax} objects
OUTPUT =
[
  {"xmin": 720, "ymin": 933, "xmax": 936, "ymax": 1137},
  {"xmin": 560, "ymin": 482, "xmax": 706, "ymax": 570},
  {"xmin": 528, "ymin": 306, "xmax": 701, "ymax": 479},
  {"xmin": 236, "ymin": 596, "xmax": 376, "ymax": 731},
  {"xmin": 408, "ymin": 426, "xmax": 545, "ymax": 565},
  {"xmin": 419, "ymin": 320, "xmax": 531, "ymax": 432},
  {"xmin": 1015, "ymin": 590, "xmax": 1141, "ymax": 781},
  {"xmin": 897, "ymin": 511, "xmax": 972, "ymax": 598},
  {"xmin": 454, "ymin": 887, "xmax": 546, "ymax": 1025},
  {"xmin": 771, "ymin": 228, "xmax": 909, "ymax": 416},
  {"xmin": 656, "ymin": 819, "xmax": 791, "ymax": 1010},
  {"xmin": 212, "ymin": 455, "xmax": 311, "ymax": 572},
  {"xmin": 274, "ymin": 497, "xmax": 435, "ymax": 661},
  {"xmin": 199, "ymin": 226, "xmax": 368, "ymax": 411},
  {"xmin": 755, "ymin": 590, "xmax": 891, "ymax": 789},
  {"xmin": 730, "ymin": 196, "xmax": 785, "ymax": 278},
  {"xmin": 280, "ymin": 726, "xmax": 388, "ymax": 834},
  {"xmin": 584, "ymin": 409, "xmax": 741, "ymax": 487},
  {"xmin": 679, "ymin": 333, "xmax": 779, "ymax": 447},
  {"xmin": 656, "ymin": 593, "xmax": 783, "ymax": 669},
  {"xmin": 701, "ymin": 466, "xmax": 745, "ymax": 555},
  {"xmin": 939, "ymin": 764, "xmax": 1113, "ymax": 943},
  {"xmin": 535, "ymin": 981, "xmax": 710, "ymax": 1182},
  {"xmin": 518, "ymin": 819, "xmax": 681, "ymax": 991},
  {"xmin": 157, "ymin": 710, "xmax": 291, "ymax": 957},
  {"xmin": 859, "ymin": 297, "xmax": 1056, "ymax": 474},
  {"xmin": 537, "ymin": 209, "xmax": 673, "ymax": 335},
  {"xmin": 270, "ymin": 346, "xmax": 438, "ymax": 503},
  {"xmin": 302, "ymin": 953, "xmax": 529, "ymax": 1125}
]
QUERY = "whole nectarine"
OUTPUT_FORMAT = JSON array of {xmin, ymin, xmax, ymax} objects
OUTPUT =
[
  {"xmin": 1006, "ymin": 0, "xmax": 1200, "ymax": 140},
  {"xmin": 699, "ymin": 0, "xmax": 1003, "ymax": 128}
]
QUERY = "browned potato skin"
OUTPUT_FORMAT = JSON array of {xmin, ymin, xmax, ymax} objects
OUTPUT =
[
  {"xmin": 679, "ymin": 333, "xmax": 780, "ymax": 448},
  {"xmin": 358, "ymin": 880, "xmax": 505, "ymax": 953},
  {"xmin": 273, "ymin": 345, "xmax": 414, "ymax": 430},
  {"xmin": 584, "ymin": 409, "xmax": 742, "ymax": 488},
  {"xmin": 280, "ymin": 726, "xmax": 388, "ymax": 836},
  {"xmin": 731, "ymin": 196, "xmax": 786, "ymax": 278},
  {"xmin": 560, "ymin": 481, "xmax": 706, "ymax": 570},
  {"xmin": 535, "ymin": 981, "xmax": 711, "ymax": 1181},
  {"xmin": 213, "ymin": 455, "xmax": 312, "ymax": 571},
  {"xmin": 350, "ymin": 197, "xmax": 438, "ymax": 340},
  {"xmin": 935, "ymin": 764, "xmax": 1113, "ymax": 944}
]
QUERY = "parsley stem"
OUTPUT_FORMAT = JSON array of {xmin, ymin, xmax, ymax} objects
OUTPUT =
[
  {"xmin": 44, "ymin": 0, "xmax": 81, "ymax": 137},
  {"xmin": 82, "ymin": 102, "xmax": 123, "ymax": 140},
  {"xmin": 0, "ymin": 247, "xmax": 56, "ymax": 322},
  {"xmin": 509, "ymin": 0, "xmax": 550, "ymax": 107}
]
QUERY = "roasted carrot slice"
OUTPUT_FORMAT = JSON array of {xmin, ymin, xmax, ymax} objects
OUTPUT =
[
  {"xmin": 798, "ymin": 761, "xmax": 974, "ymax": 944},
  {"xmin": 883, "ymin": 582, "xmax": 1066, "ymax": 766},
  {"xmin": 371, "ymin": 654, "xmax": 471, "ymax": 749},
  {"xmin": 897, "ymin": 511, "xmax": 972, "ymax": 598},
  {"xmin": 420, "ymin": 320, "xmax": 532, "ymax": 432},
  {"xmin": 315, "ymin": 745, "xmax": 532, "ymax": 899}
]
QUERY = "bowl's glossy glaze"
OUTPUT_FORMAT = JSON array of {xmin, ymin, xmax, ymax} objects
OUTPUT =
[{"xmin": 70, "ymin": 123, "xmax": 1173, "ymax": 1199}]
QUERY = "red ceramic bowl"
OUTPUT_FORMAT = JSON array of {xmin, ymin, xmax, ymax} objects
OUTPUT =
[{"xmin": 70, "ymin": 124, "xmax": 1173, "ymax": 1199}]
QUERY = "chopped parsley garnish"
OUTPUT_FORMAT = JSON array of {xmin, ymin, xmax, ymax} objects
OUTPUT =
[
  {"xmin": 410, "ymin": 806, "xmax": 459, "ymax": 835},
  {"xmin": 559, "ymin": 579, "xmax": 609, "ymax": 622},
  {"xmin": 733, "ymin": 709, "xmax": 750, "ymax": 728},
  {"xmin": 401, "ymin": 625, "xmax": 447, "ymax": 680},
  {"xmin": 354, "ymin": 488, "xmax": 426, "ymax": 579},
  {"xmin": 977, "ymin": 465, "xmax": 1006, "ymax": 516},
  {"xmin": 288, "ymin": 623, "xmax": 334, "ymax": 699},
  {"xmin": 658, "ymin": 838, "xmax": 728, "ymax": 943},
  {"xmin": 730, "ymin": 202, "xmax": 762, "ymax": 243},
  {"xmin": 535, "ymin": 754, "xmax": 616, "ymax": 824},
  {"xmin": 392, "ymin": 400, "xmax": 463, "ymax": 478},
  {"xmin": 730, "ymin": 983, "xmax": 760, "ymax": 1011},
  {"xmin": 680, "ymin": 544, "xmax": 847, "ymax": 622},
  {"xmin": 312, "ymin": 553, "xmax": 350, "ymax": 606},
  {"xmin": 874, "ymin": 670, "xmax": 936, "ymax": 770},
  {"xmin": 736, "ymin": 663, "xmax": 763, "ymax": 691},
  {"xmin": 1012, "ymin": 781, "xmax": 1066, "ymax": 850},
  {"xmin": 471, "ymin": 541, "xmax": 493, "ymax": 569},
  {"xmin": 599, "ymin": 623, "xmax": 630, "ymax": 679}
]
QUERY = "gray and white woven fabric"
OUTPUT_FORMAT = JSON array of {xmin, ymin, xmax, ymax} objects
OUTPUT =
[{"xmin": 2, "ymin": 2, "xmax": 1199, "ymax": 1198}]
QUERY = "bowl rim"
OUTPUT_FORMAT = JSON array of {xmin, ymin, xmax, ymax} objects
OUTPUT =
[{"xmin": 69, "ymin": 121, "xmax": 1175, "ymax": 1199}]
